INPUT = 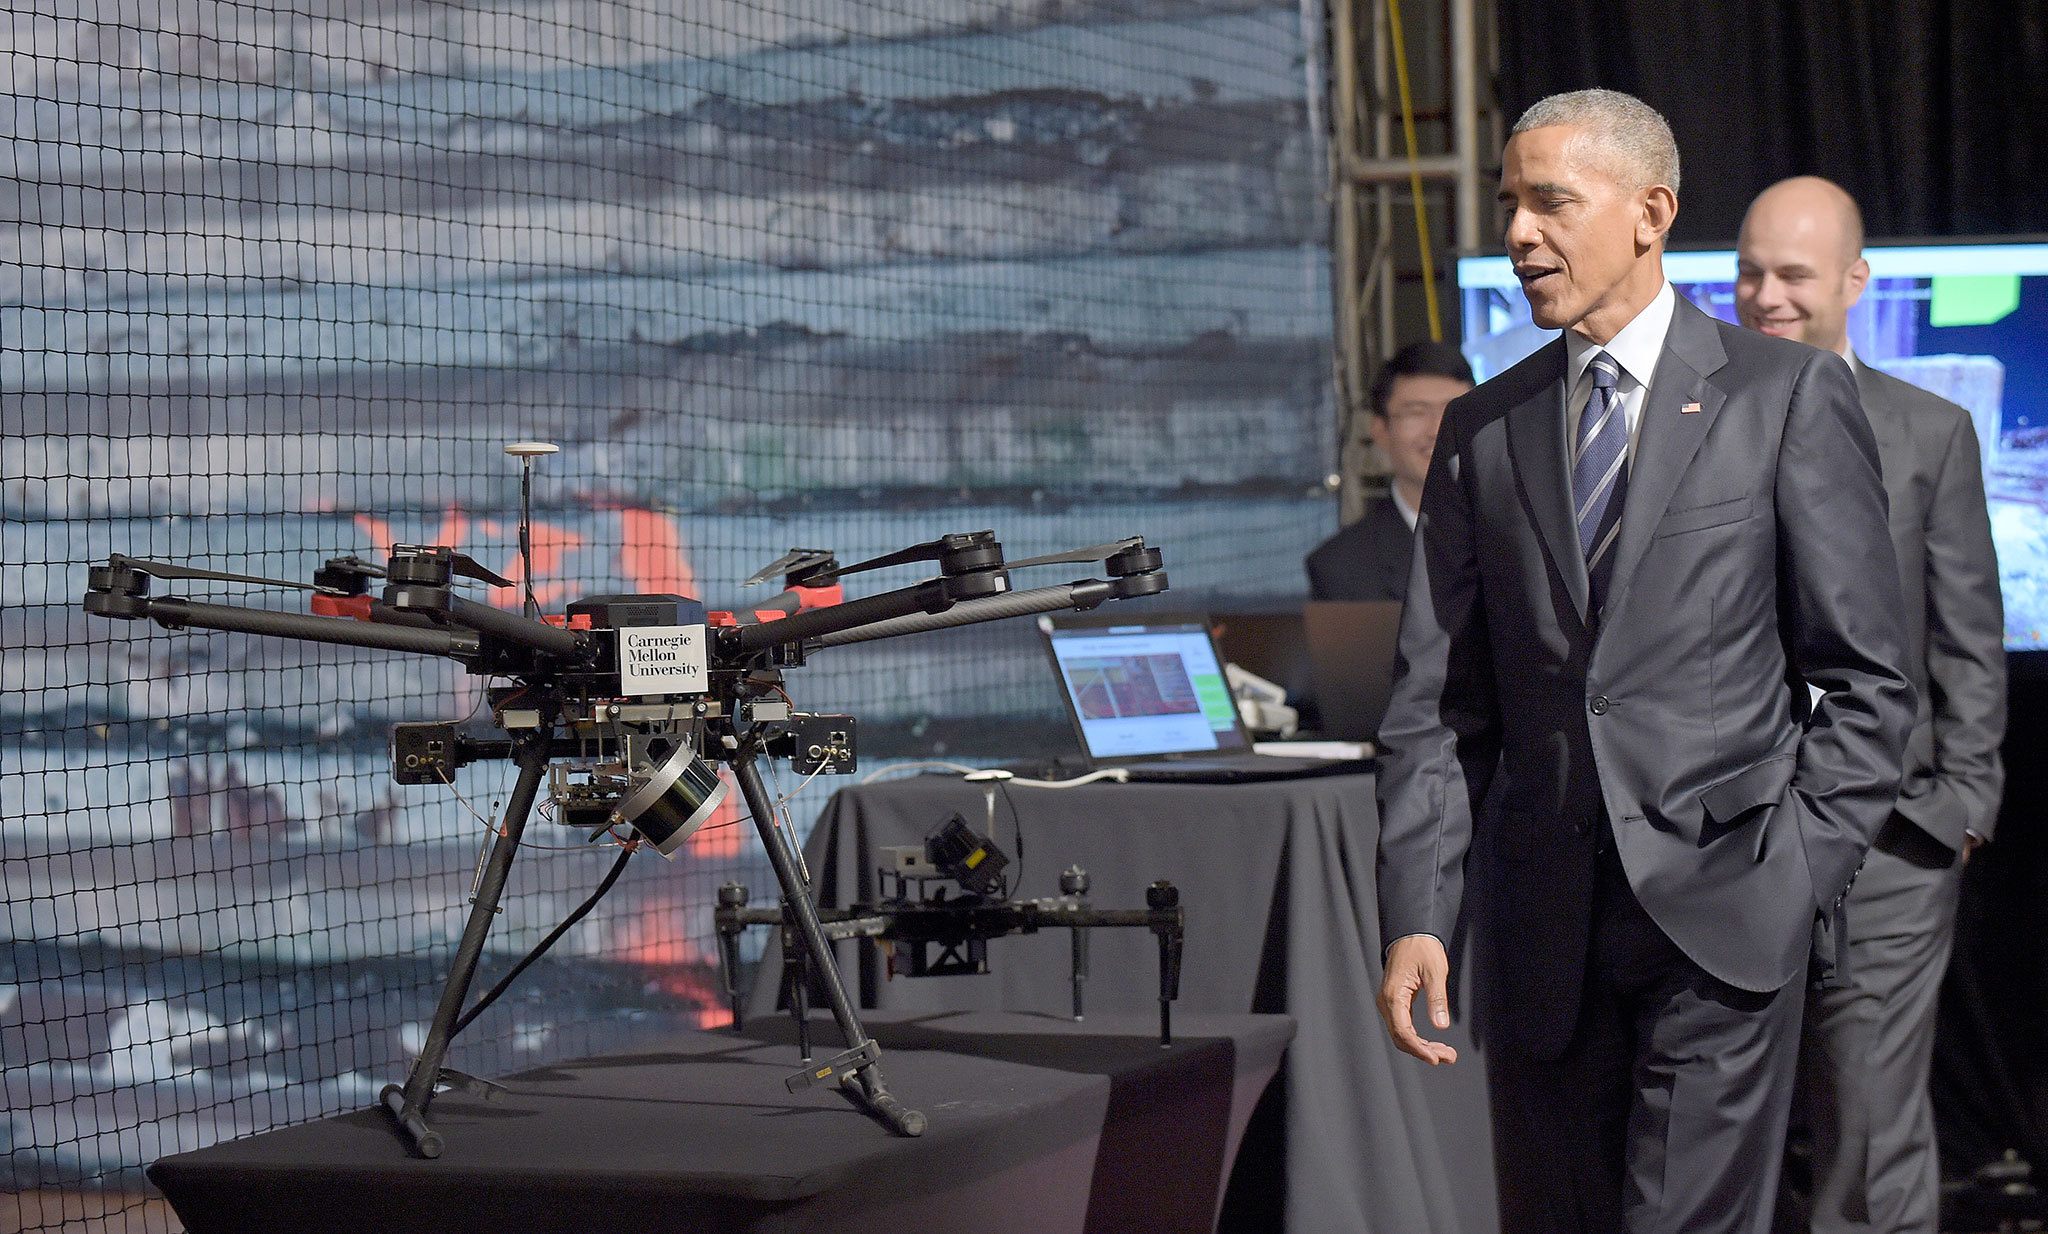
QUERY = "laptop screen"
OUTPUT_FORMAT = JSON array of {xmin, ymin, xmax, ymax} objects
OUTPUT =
[{"xmin": 1041, "ymin": 618, "xmax": 1249, "ymax": 759}]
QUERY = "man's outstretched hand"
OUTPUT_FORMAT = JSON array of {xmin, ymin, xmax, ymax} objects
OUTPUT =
[{"xmin": 1378, "ymin": 933, "xmax": 1459, "ymax": 1065}]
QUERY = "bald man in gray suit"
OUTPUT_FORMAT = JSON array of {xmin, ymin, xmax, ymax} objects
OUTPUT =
[{"xmin": 1739, "ymin": 177, "xmax": 2006, "ymax": 1234}]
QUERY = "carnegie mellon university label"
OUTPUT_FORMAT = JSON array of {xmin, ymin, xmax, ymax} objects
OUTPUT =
[{"xmin": 618, "ymin": 625, "xmax": 709, "ymax": 696}]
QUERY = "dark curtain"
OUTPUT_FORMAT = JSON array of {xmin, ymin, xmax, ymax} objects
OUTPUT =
[
  {"xmin": 1931, "ymin": 680, "xmax": 2048, "ymax": 1179},
  {"xmin": 1493, "ymin": 0, "xmax": 2048, "ymax": 244}
]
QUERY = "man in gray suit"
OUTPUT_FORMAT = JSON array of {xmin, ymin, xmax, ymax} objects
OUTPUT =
[
  {"xmin": 1374, "ymin": 91, "xmax": 1916, "ymax": 1234},
  {"xmin": 1738, "ymin": 176, "xmax": 2007, "ymax": 1234}
]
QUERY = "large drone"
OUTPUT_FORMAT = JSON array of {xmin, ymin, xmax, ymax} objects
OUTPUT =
[{"xmin": 81, "ymin": 446, "xmax": 1168, "ymax": 1156}]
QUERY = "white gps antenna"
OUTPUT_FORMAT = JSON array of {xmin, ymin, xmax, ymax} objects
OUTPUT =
[{"xmin": 504, "ymin": 442, "xmax": 559, "ymax": 619}]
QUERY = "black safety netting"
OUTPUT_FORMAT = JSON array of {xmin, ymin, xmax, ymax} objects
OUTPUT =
[{"xmin": 0, "ymin": 1, "xmax": 1334, "ymax": 1226}]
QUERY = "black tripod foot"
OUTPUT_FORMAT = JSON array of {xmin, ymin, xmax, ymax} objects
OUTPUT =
[
  {"xmin": 843, "ymin": 1070, "xmax": 927, "ymax": 1137},
  {"xmin": 380, "ymin": 1068, "xmax": 510, "ymax": 1158},
  {"xmin": 784, "ymin": 1042, "xmax": 925, "ymax": 1136},
  {"xmin": 380, "ymin": 1083, "xmax": 445, "ymax": 1159}
]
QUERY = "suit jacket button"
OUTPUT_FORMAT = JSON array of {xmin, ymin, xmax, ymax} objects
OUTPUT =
[{"xmin": 1589, "ymin": 696, "xmax": 1610, "ymax": 715}]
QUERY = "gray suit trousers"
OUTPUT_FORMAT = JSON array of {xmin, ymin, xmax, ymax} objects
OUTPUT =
[
  {"xmin": 1797, "ymin": 821, "xmax": 1964, "ymax": 1233},
  {"xmin": 1488, "ymin": 845, "xmax": 1808, "ymax": 1234}
]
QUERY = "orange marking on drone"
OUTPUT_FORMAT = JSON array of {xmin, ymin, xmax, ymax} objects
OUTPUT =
[{"xmin": 619, "ymin": 507, "xmax": 698, "ymax": 599}]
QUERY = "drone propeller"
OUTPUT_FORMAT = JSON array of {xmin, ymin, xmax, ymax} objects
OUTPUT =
[
  {"xmin": 742, "ymin": 548, "xmax": 837, "ymax": 589},
  {"xmin": 834, "ymin": 531, "xmax": 1001, "ymax": 579},
  {"xmin": 448, "ymin": 552, "xmax": 513, "ymax": 589},
  {"xmin": 112, "ymin": 549, "xmax": 508, "ymax": 597},
  {"xmin": 384, "ymin": 545, "xmax": 514, "ymax": 589},
  {"xmin": 1005, "ymin": 538, "xmax": 1144, "ymax": 570},
  {"xmin": 110, "ymin": 554, "xmax": 324, "ymax": 592},
  {"xmin": 832, "ymin": 539, "xmax": 949, "ymax": 578}
]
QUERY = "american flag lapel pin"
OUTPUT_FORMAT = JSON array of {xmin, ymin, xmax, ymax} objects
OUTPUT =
[{"xmin": 1681, "ymin": 400, "xmax": 1702, "ymax": 414}]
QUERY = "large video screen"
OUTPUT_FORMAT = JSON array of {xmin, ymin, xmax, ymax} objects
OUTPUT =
[{"xmin": 1458, "ymin": 242, "xmax": 2048, "ymax": 652}]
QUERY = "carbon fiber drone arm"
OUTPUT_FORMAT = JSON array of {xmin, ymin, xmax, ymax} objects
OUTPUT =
[{"xmin": 84, "ymin": 558, "xmax": 481, "ymax": 659}]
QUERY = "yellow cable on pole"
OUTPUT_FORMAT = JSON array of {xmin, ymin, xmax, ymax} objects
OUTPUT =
[{"xmin": 1383, "ymin": 0, "xmax": 1442, "ymax": 342}]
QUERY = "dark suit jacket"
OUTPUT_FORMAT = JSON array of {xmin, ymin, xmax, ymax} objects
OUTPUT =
[
  {"xmin": 1858, "ymin": 361, "xmax": 2007, "ymax": 852},
  {"xmin": 1376, "ymin": 296, "xmax": 1916, "ymax": 1059},
  {"xmin": 1305, "ymin": 496, "xmax": 1413, "ymax": 601}
]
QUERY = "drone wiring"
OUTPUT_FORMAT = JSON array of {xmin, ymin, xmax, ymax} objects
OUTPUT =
[
  {"xmin": 775, "ymin": 756, "xmax": 835, "ymax": 810},
  {"xmin": 438, "ymin": 763, "xmax": 636, "ymax": 853},
  {"xmin": 450, "ymin": 844, "xmax": 638, "ymax": 1039},
  {"xmin": 437, "ymin": 763, "xmax": 503, "ymax": 837},
  {"xmin": 490, "ymin": 685, "xmax": 530, "ymax": 725},
  {"xmin": 763, "ymin": 760, "xmax": 821, "ymax": 884},
  {"xmin": 996, "ymin": 777, "xmax": 1026, "ymax": 894}
]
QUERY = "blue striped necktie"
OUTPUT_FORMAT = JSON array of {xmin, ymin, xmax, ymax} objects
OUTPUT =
[{"xmin": 1573, "ymin": 351, "xmax": 1627, "ymax": 611}]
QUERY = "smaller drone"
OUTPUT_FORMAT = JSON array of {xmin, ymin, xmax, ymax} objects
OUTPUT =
[{"xmin": 715, "ymin": 809, "xmax": 1187, "ymax": 1055}]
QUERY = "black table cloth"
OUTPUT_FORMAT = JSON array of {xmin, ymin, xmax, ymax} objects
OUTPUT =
[
  {"xmin": 148, "ymin": 1009, "xmax": 1290, "ymax": 1234},
  {"xmin": 747, "ymin": 772, "xmax": 1498, "ymax": 1234}
]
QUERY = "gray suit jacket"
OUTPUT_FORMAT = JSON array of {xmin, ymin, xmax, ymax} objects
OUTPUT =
[
  {"xmin": 1858, "ymin": 360, "xmax": 2006, "ymax": 851},
  {"xmin": 1376, "ymin": 296, "xmax": 1916, "ymax": 1059}
]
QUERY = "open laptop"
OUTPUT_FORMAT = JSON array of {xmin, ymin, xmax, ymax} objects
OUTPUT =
[
  {"xmin": 1038, "ymin": 613, "xmax": 1364, "ymax": 782},
  {"xmin": 1302, "ymin": 600, "xmax": 1404, "ymax": 741}
]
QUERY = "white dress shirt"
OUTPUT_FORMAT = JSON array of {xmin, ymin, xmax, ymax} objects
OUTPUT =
[
  {"xmin": 1391, "ymin": 484, "xmax": 1419, "ymax": 531},
  {"xmin": 1563, "ymin": 280, "xmax": 1678, "ymax": 468}
]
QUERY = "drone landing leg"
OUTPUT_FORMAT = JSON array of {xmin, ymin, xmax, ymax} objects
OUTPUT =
[
  {"xmin": 1070, "ymin": 927, "xmax": 1090, "ymax": 1022},
  {"xmin": 783, "ymin": 916, "xmax": 814, "ymax": 1063},
  {"xmin": 715, "ymin": 886, "xmax": 748, "ymax": 1031},
  {"xmin": 728, "ymin": 747, "xmax": 925, "ymax": 1136},
  {"xmin": 381, "ymin": 725, "xmax": 552, "ymax": 1157},
  {"xmin": 1149, "ymin": 881, "xmax": 1184, "ymax": 1048}
]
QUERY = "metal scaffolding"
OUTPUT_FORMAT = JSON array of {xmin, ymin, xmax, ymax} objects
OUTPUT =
[{"xmin": 1327, "ymin": 0, "xmax": 1496, "ymax": 522}]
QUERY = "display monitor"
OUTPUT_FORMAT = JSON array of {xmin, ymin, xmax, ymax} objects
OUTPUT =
[
  {"xmin": 1039, "ymin": 617, "xmax": 1248, "ymax": 759},
  {"xmin": 1457, "ymin": 240, "xmax": 2048, "ymax": 652}
]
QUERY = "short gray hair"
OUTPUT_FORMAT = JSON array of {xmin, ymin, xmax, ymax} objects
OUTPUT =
[{"xmin": 1512, "ymin": 89, "xmax": 1680, "ymax": 194}]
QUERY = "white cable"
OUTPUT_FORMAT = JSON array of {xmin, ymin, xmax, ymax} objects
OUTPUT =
[
  {"xmin": 775, "ymin": 757, "xmax": 835, "ymax": 807},
  {"xmin": 857, "ymin": 761, "xmax": 1129, "ymax": 789},
  {"xmin": 1008, "ymin": 769, "xmax": 1130, "ymax": 788},
  {"xmin": 763, "ymin": 760, "xmax": 816, "ymax": 884},
  {"xmin": 438, "ymin": 765, "xmax": 500, "ymax": 834},
  {"xmin": 858, "ymin": 759, "xmax": 980, "ymax": 784}
]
